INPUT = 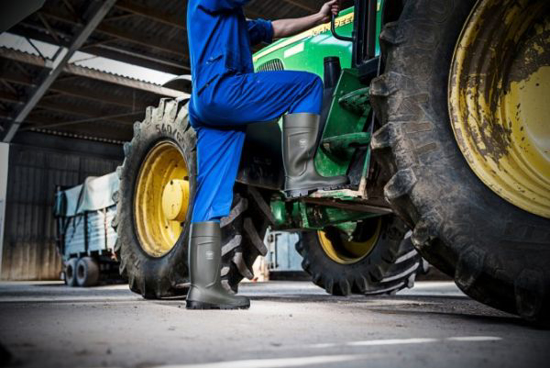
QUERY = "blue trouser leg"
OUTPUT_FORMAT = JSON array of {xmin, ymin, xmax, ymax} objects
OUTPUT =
[
  {"xmin": 190, "ymin": 71, "xmax": 323, "ymax": 223},
  {"xmin": 191, "ymin": 126, "xmax": 246, "ymax": 223}
]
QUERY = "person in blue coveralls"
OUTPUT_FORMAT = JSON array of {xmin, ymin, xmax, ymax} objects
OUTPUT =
[{"xmin": 186, "ymin": 0, "xmax": 348, "ymax": 310}]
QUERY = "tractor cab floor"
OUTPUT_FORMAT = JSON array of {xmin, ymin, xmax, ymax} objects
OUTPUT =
[{"xmin": 0, "ymin": 281, "xmax": 549, "ymax": 368}]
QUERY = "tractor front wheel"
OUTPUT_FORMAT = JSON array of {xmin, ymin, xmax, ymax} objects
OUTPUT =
[{"xmin": 297, "ymin": 215, "xmax": 422, "ymax": 296}]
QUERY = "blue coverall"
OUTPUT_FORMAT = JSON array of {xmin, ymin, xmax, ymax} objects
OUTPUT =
[{"xmin": 187, "ymin": 0, "xmax": 323, "ymax": 223}]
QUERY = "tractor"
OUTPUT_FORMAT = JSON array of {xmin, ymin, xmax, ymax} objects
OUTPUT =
[{"xmin": 113, "ymin": 0, "xmax": 550, "ymax": 324}]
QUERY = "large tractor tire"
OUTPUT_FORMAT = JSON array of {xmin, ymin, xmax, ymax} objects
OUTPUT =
[
  {"xmin": 113, "ymin": 99, "xmax": 268, "ymax": 298},
  {"xmin": 371, "ymin": 0, "xmax": 550, "ymax": 323},
  {"xmin": 298, "ymin": 215, "xmax": 421, "ymax": 296}
]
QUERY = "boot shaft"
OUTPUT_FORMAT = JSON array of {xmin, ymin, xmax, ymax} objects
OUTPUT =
[
  {"xmin": 282, "ymin": 113, "xmax": 320, "ymax": 178},
  {"xmin": 187, "ymin": 222, "xmax": 250, "ymax": 309},
  {"xmin": 282, "ymin": 113, "xmax": 349, "ymax": 197},
  {"xmin": 189, "ymin": 222, "xmax": 221, "ymax": 287}
]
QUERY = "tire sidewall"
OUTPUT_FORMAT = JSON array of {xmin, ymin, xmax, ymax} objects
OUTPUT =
[
  {"xmin": 76, "ymin": 257, "xmax": 99, "ymax": 287},
  {"xmin": 117, "ymin": 101, "xmax": 197, "ymax": 298},
  {"xmin": 65, "ymin": 258, "xmax": 78, "ymax": 287},
  {"xmin": 372, "ymin": 0, "xmax": 550, "ymax": 320},
  {"xmin": 298, "ymin": 215, "xmax": 411, "ymax": 294}
]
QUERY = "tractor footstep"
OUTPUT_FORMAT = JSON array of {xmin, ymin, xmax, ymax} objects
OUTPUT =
[{"xmin": 310, "ymin": 188, "xmax": 363, "ymax": 199}]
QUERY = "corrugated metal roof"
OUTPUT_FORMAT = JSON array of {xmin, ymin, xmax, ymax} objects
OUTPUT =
[{"xmin": 0, "ymin": 0, "xmax": 321, "ymax": 143}]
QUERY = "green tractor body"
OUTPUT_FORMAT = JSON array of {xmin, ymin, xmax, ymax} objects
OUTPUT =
[
  {"xmin": 116, "ymin": 0, "xmax": 550, "ymax": 324},
  {"xmin": 242, "ymin": 5, "xmax": 387, "ymax": 235}
]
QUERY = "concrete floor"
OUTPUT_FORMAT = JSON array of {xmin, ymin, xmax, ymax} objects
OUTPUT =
[{"xmin": 0, "ymin": 281, "xmax": 549, "ymax": 368}]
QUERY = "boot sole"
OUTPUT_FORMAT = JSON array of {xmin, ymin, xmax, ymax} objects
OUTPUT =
[
  {"xmin": 186, "ymin": 300, "xmax": 250, "ymax": 310},
  {"xmin": 285, "ymin": 184, "xmax": 349, "ymax": 199}
]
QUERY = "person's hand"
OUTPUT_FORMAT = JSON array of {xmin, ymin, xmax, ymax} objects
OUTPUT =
[{"xmin": 318, "ymin": 0, "xmax": 340, "ymax": 24}]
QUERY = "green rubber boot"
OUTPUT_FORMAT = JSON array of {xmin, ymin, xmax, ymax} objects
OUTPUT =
[
  {"xmin": 283, "ymin": 113, "xmax": 348, "ymax": 198},
  {"xmin": 186, "ymin": 222, "xmax": 250, "ymax": 310}
]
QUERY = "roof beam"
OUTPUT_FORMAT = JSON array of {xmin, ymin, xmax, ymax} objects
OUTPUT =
[
  {"xmin": 0, "ymin": 69, "xmax": 154, "ymax": 110},
  {"xmin": 23, "ymin": 110, "xmax": 142, "ymax": 131},
  {"xmin": 50, "ymin": 83, "xmax": 151, "ymax": 110},
  {"xmin": 38, "ymin": 7, "xmax": 189, "ymax": 60},
  {"xmin": 64, "ymin": 63, "xmax": 187, "ymax": 98},
  {"xmin": 283, "ymin": 1, "xmax": 317, "ymax": 13},
  {"xmin": 60, "ymin": 0, "xmax": 81, "ymax": 23},
  {"xmin": 116, "ymin": 0, "xmax": 264, "ymax": 24},
  {"xmin": 115, "ymin": 0, "xmax": 186, "ymax": 30},
  {"xmin": 0, "ymin": 81, "xmax": 137, "ymax": 127},
  {"xmin": 86, "ymin": 45, "xmax": 189, "ymax": 74},
  {"xmin": 9, "ymin": 25, "xmax": 190, "ymax": 74},
  {"xmin": 35, "ymin": 100, "xmax": 136, "ymax": 125},
  {"xmin": 2, "ymin": 0, "xmax": 118, "ymax": 143},
  {"xmin": 97, "ymin": 22, "xmax": 188, "ymax": 60},
  {"xmin": 0, "ymin": 48, "xmax": 188, "ymax": 99},
  {"xmin": 36, "ymin": 13, "xmax": 61, "ymax": 44},
  {"xmin": 29, "ymin": 124, "xmax": 131, "ymax": 144},
  {"xmin": 0, "ymin": 71, "xmax": 34, "ymax": 87},
  {"xmin": 0, "ymin": 110, "xmax": 127, "ymax": 131},
  {"xmin": 0, "ymin": 90, "xmax": 21, "ymax": 104}
]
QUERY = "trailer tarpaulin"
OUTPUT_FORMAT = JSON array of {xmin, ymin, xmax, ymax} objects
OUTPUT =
[{"xmin": 55, "ymin": 172, "xmax": 119, "ymax": 218}]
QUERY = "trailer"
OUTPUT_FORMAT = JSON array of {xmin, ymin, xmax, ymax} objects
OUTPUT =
[{"xmin": 54, "ymin": 172, "xmax": 120, "ymax": 287}]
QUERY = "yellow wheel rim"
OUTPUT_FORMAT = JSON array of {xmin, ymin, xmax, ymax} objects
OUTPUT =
[
  {"xmin": 134, "ymin": 141, "xmax": 190, "ymax": 257},
  {"xmin": 449, "ymin": 0, "xmax": 550, "ymax": 218},
  {"xmin": 318, "ymin": 218, "xmax": 382, "ymax": 265}
]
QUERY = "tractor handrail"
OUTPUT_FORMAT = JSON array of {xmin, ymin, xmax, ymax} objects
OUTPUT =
[{"xmin": 331, "ymin": 13, "xmax": 354, "ymax": 42}]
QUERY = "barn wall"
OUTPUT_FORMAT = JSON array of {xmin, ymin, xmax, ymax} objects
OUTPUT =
[{"xmin": 1, "ymin": 135, "xmax": 123, "ymax": 281}]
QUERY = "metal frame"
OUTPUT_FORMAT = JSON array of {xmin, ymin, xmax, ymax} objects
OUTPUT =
[
  {"xmin": 0, "ymin": 143, "xmax": 9, "ymax": 279},
  {"xmin": 2, "ymin": 0, "xmax": 118, "ymax": 143},
  {"xmin": 352, "ymin": 0, "xmax": 378, "ymax": 67},
  {"xmin": 330, "ymin": 0, "xmax": 380, "ymax": 74}
]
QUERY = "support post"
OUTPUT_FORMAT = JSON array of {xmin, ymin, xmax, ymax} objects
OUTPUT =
[{"xmin": 0, "ymin": 143, "xmax": 9, "ymax": 279}]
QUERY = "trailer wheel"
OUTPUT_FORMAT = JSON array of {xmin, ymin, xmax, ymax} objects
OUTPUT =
[
  {"xmin": 65, "ymin": 258, "xmax": 78, "ymax": 287},
  {"xmin": 76, "ymin": 257, "xmax": 100, "ymax": 287},
  {"xmin": 371, "ymin": 0, "xmax": 550, "ymax": 323},
  {"xmin": 297, "ymin": 215, "xmax": 421, "ymax": 296},
  {"xmin": 113, "ymin": 99, "xmax": 268, "ymax": 298}
]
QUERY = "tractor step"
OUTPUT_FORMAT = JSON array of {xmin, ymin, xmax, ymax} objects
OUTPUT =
[
  {"xmin": 311, "ymin": 188, "xmax": 364, "ymax": 200},
  {"xmin": 285, "ymin": 184, "xmax": 350, "ymax": 199},
  {"xmin": 321, "ymin": 132, "xmax": 371, "ymax": 159}
]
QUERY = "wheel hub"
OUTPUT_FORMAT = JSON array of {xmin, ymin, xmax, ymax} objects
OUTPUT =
[
  {"xmin": 162, "ymin": 179, "xmax": 190, "ymax": 222},
  {"xmin": 318, "ymin": 217, "xmax": 382, "ymax": 265},
  {"xmin": 134, "ymin": 141, "xmax": 189, "ymax": 257},
  {"xmin": 449, "ymin": 0, "xmax": 550, "ymax": 218}
]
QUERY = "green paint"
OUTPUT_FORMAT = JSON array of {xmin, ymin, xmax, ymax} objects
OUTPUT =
[
  {"xmin": 270, "ymin": 199, "xmax": 287, "ymax": 227},
  {"xmin": 339, "ymin": 87, "xmax": 371, "ymax": 116},
  {"xmin": 321, "ymin": 132, "xmax": 371, "ymax": 160},
  {"xmin": 334, "ymin": 222, "xmax": 358, "ymax": 238},
  {"xmin": 315, "ymin": 68, "xmax": 369, "ymax": 176},
  {"xmin": 276, "ymin": 201, "xmax": 377, "ymax": 231},
  {"xmin": 254, "ymin": 7, "xmax": 356, "ymax": 77},
  {"xmin": 254, "ymin": 2, "xmax": 384, "ymax": 75},
  {"xmin": 254, "ymin": 2, "xmax": 388, "ymax": 232},
  {"xmin": 302, "ymin": 205, "xmax": 375, "ymax": 230}
]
